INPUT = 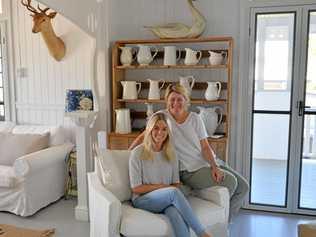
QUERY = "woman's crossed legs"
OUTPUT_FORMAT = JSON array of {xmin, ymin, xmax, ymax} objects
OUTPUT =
[{"xmin": 132, "ymin": 187, "xmax": 209, "ymax": 237}]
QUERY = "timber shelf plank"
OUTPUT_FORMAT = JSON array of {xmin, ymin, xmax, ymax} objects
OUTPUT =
[
  {"xmin": 117, "ymin": 99, "xmax": 227, "ymax": 105},
  {"xmin": 109, "ymin": 132, "xmax": 227, "ymax": 143},
  {"xmin": 115, "ymin": 64, "xmax": 227, "ymax": 70}
]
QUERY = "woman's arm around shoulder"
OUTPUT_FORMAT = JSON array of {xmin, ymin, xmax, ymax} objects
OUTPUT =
[{"xmin": 129, "ymin": 131, "xmax": 145, "ymax": 150}]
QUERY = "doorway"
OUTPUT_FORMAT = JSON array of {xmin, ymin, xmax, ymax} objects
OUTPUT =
[{"xmin": 247, "ymin": 5, "xmax": 316, "ymax": 215}]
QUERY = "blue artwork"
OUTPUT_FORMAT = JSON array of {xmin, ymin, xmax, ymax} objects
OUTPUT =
[{"xmin": 65, "ymin": 89, "xmax": 94, "ymax": 112}]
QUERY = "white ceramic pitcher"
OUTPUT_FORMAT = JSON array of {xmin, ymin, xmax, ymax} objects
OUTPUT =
[
  {"xmin": 184, "ymin": 48, "xmax": 202, "ymax": 65},
  {"xmin": 121, "ymin": 81, "xmax": 141, "ymax": 100},
  {"xmin": 146, "ymin": 103, "xmax": 154, "ymax": 119},
  {"xmin": 163, "ymin": 46, "xmax": 181, "ymax": 66},
  {"xmin": 115, "ymin": 108, "xmax": 131, "ymax": 134},
  {"xmin": 119, "ymin": 46, "xmax": 135, "ymax": 66},
  {"xmin": 197, "ymin": 106, "xmax": 223, "ymax": 136},
  {"xmin": 179, "ymin": 75, "xmax": 195, "ymax": 96},
  {"xmin": 205, "ymin": 81, "xmax": 222, "ymax": 101},
  {"xmin": 208, "ymin": 51, "xmax": 226, "ymax": 65},
  {"xmin": 148, "ymin": 79, "xmax": 165, "ymax": 100},
  {"xmin": 137, "ymin": 45, "xmax": 158, "ymax": 66}
]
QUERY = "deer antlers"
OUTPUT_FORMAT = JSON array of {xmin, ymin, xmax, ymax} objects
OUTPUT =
[
  {"xmin": 37, "ymin": 5, "xmax": 50, "ymax": 14},
  {"xmin": 21, "ymin": 0, "xmax": 37, "ymax": 14},
  {"xmin": 21, "ymin": 0, "xmax": 56, "ymax": 16}
]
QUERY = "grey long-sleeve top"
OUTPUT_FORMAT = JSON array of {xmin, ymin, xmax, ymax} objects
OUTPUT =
[{"xmin": 129, "ymin": 144, "xmax": 180, "ymax": 200}]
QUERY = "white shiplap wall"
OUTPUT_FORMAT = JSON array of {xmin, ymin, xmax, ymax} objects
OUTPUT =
[{"xmin": 11, "ymin": 0, "xmax": 95, "ymax": 126}]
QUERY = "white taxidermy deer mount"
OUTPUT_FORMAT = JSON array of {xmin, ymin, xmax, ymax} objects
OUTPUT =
[{"xmin": 21, "ymin": 0, "xmax": 66, "ymax": 61}]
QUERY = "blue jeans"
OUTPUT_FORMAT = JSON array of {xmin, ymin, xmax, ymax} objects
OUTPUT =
[{"xmin": 132, "ymin": 187, "xmax": 206, "ymax": 237}]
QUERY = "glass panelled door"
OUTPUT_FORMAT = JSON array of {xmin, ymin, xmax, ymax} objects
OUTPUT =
[
  {"xmin": 299, "ymin": 11, "xmax": 316, "ymax": 211},
  {"xmin": 248, "ymin": 6, "xmax": 316, "ymax": 214},
  {"xmin": 250, "ymin": 12, "xmax": 295, "ymax": 207}
]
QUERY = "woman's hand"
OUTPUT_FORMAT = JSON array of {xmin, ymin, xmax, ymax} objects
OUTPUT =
[
  {"xmin": 211, "ymin": 166, "xmax": 224, "ymax": 183},
  {"xmin": 171, "ymin": 182, "xmax": 181, "ymax": 188},
  {"xmin": 132, "ymin": 183, "xmax": 171, "ymax": 194}
]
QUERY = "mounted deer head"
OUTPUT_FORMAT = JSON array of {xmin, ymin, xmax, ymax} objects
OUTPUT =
[{"xmin": 21, "ymin": 0, "xmax": 66, "ymax": 61}]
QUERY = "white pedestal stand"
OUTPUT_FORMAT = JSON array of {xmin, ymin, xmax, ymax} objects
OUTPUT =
[{"xmin": 66, "ymin": 111, "xmax": 98, "ymax": 221}]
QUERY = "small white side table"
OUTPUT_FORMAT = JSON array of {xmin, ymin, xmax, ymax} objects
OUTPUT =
[{"xmin": 66, "ymin": 111, "xmax": 97, "ymax": 221}]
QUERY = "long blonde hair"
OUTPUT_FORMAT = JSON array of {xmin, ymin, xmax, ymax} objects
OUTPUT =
[
  {"xmin": 140, "ymin": 113, "xmax": 175, "ymax": 161},
  {"xmin": 164, "ymin": 83, "xmax": 190, "ymax": 111}
]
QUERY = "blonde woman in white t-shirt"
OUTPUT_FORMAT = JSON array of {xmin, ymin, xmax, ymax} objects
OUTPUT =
[
  {"xmin": 129, "ymin": 113, "xmax": 212, "ymax": 237},
  {"xmin": 130, "ymin": 84, "xmax": 249, "ymax": 220}
]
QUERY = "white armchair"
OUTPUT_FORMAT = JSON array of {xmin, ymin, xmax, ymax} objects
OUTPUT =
[
  {"xmin": 88, "ymin": 149, "xmax": 229, "ymax": 237},
  {"xmin": 0, "ymin": 123, "xmax": 73, "ymax": 216}
]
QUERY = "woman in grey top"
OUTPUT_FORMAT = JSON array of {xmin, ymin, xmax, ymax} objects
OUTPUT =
[{"xmin": 129, "ymin": 113, "xmax": 212, "ymax": 237}]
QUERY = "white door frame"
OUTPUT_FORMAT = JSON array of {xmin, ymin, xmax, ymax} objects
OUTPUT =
[
  {"xmin": 239, "ymin": 3, "xmax": 316, "ymax": 215},
  {"xmin": 292, "ymin": 5, "xmax": 316, "ymax": 215}
]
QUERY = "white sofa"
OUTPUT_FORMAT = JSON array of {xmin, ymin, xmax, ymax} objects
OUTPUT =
[
  {"xmin": 0, "ymin": 122, "xmax": 73, "ymax": 216},
  {"xmin": 88, "ymin": 149, "xmax": 230, "ymax": 237}
]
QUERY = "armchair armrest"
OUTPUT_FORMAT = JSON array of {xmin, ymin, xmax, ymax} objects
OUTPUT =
[
  {"xmin": 13, "ymin": 143, "xmax": 73, "ymax": 177},
  {"xmin": 88, "ymin": 172, "xmax": 122, "ymax": 237},
  {"xmin": 193, "ymin": 186, "xmax": 230, "ymax": 222}
]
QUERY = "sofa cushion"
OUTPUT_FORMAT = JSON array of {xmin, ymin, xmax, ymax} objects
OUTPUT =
[
  {"xmin": 187, "ymin": 196, "xmax": 226, "ymax": 226},
  {"xmin": 0, "ymin": 165, "xmax": 19, "ymax": 188},
  {"xmin": 0, "ymin": 132, "xmax": 49, "ymax": 166},
  {"xmin": 12, "ymin": 125, "xmax": 65, "ymax": 147},
  {"xmin": 95, "ymin": 148, "xmax": 132, "ymax": 202},
  {"xmin": 120, "ymin": 203, "xmax": 173, "ymax": 237},
  {"xmin": 120, "ymin": 198, "xmax": 226, "ymax": 237},
  {"xmin": 0, "ymin": 122, "xmax": 15, "ymax": 133}
]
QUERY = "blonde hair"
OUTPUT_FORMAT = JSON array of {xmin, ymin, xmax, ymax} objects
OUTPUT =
[
  {"xmin": 164, "ymin": 83, "xmax": 190, "ymax": 110},
  {"xmin": 140, "ymin": 113, "xmax": 175, "ymax": 161}
]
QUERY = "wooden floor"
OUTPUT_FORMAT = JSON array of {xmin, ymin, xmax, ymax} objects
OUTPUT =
[
  {"xmin": 0, "ymin": 198, "xmax": 89, "ymax": 237},
  {"xmin": 0, "ymin": 199, "xmax": 314, "ymax": 237},
  {"xmin": 230, "ymin": 209, "xmax": 315, "ymax": 237}
]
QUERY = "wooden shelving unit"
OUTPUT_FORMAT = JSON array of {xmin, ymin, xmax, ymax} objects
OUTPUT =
[{"xmin": 108, "ymin": 36, "xmax": 233, "ymax": 161}]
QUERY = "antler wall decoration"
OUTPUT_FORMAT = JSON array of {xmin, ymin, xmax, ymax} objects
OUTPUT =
[{"xmin": 21, "ymin": 0, "xmax": 66, "ymax": 61}]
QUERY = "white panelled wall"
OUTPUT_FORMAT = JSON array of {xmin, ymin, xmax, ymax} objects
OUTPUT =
[
  {"xmin": 7, "ymin": 0, "xmax": 241, "ymax": 166},
  {"xmin": 11, "ymin": 0, "xmax": 95, "ymax": 128}
]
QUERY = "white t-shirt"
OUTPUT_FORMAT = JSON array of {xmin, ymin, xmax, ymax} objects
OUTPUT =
[{"xmin": 159, "ymin": 110, "xmax": 210, "ymax": 172}]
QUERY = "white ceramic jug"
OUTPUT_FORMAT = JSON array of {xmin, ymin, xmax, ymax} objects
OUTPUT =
[
  {"xmin": 146, "ymin": 103, "xmax": 154, "ymax": 119},
  {"xmin": 184, "ymin": 48, "xmax": 202, "ymax": 65},
  {"xmin": 137, "ymin": 45, "xmax": 158, "ymax": 66},
  {"xmin": 163, "ymin": 46, "xmax": 181, "ymax": 66},
  {"xmin": 121, "ymin": 81, "xmax": 142, "ymax": 100},
  {"xmin": 119, "ymin": 46, "xmax": 135, "ymax": 66},
  {"xmin": 197, "ymin": 106, "xmax": 223, "ymax": 136},
  {"xmin": 179, "ymin": 75, "xmax": 195, "ymax": 96},
  {"xmin": 208, "ymin": 51, "xmax": 226, "ymax": 65},
  {"xmin": 148, "ymin": 79, "xmax": 165, "ymax": 100},
  {"xmin": 205, "ymin": 81, "xmax": 222, "ymax": 101},
  {"xmin": 115, "ymin": 108, "xmax": 131, "ymax": 134}
]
